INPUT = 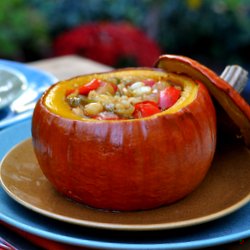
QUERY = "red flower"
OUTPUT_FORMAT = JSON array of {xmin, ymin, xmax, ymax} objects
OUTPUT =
[{"xmin": 53, "ymin": 22, "xmax": 161, "ymax": 67}]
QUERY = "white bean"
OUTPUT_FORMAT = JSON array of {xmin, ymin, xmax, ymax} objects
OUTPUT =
[
  {"xmin": 72, "ymin": 107, "xmax": 84, "ymax": 116},
  {"xmin": 84, "ymin": 102, "xmax": 103, "ymax": 116},
  {"xmin": 132, "ymin": 86, "xmax": 152, "ymax": 96},
  {"xmin": 129, "ymin": 81, "xmax": 145, "ymax": 90}
]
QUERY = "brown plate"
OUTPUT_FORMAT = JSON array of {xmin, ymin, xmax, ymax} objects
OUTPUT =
[{"xmin": 0, "ymin": 138, "xmax": 250, "ymax": 231}]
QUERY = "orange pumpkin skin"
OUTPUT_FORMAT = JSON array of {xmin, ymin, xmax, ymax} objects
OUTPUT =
[
  {"xmin": 32, "ymin": 69, "xmax": 216, "ymax": 211},
  {"xmin": 155, "ymin": 54, "xmax": 250, "ymax": 147}
]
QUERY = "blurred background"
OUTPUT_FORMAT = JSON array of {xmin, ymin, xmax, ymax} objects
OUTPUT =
[{"xmin": 1, "ymin": 0, "xmax": 250, "ymax": 72}]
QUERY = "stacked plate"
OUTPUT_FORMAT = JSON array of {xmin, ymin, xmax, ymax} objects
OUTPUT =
[
  {"xmin": 0, "ymin": 61, "xmax": 249, "ymax": 249},
  {"xmin": 0, "ymin": 59, "xmax": 57, "ymax": 129},
  {"xmin": 0, "ymin": 122, "xmax": 249, "ymax": 249}
]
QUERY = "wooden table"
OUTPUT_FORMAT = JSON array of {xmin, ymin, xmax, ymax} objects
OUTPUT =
[
  {"xmin": 29, "ymin": 55, "xmax": 113, "ymax": 80},
  {"xmin": 2, "ymin": 55, "xmax": 249, "ymax": 250}
]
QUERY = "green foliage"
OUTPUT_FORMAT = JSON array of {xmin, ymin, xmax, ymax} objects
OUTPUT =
[
  {"xmin": 0, "ymin": 0, "xmax": 50, "ymax": 61},
  {"xmin": 157, "ymin": 0, "xmax": 250, "ymax": 67},
  {"xmin": 2, "ymin": 0, "xmax": 250, "ymax": 67}
]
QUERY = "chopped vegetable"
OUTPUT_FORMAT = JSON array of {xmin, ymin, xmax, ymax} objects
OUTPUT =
[
  {"xmin": 143, "ymin": 79, "xmax": 155, "ymax": 87},
  {"xmin": 78, "ymin": 79, "xmax": 101, "ymax": 95},
  {"xmin": 95, "ymin": 111, "xmax": 120, "ymax": 120},
  {"xmin": 66, "ymin": 77, "xmax": 182, "ymax": 120},
  {"xmin": 158, "ymin": 86, "xmax": 181, "ymax": 110},
  {"xmin": 133, "ymin": 101, "xmax": 160, "ymax": 118}
]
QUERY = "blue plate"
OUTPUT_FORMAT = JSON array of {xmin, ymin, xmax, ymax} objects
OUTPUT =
[
  {"xmin": 0, "ymin": 59, "xmax": 57, "ymax": 129},
  {"xmin": 0, "ymin": 65, "xmax": 27, "ymax": 110},
  {"xmin": 0, "ymin": 120, "xmax": 249, "ymax": 249}
]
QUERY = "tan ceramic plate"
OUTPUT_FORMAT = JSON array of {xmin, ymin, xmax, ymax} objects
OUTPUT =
[{"xmin": 0, "ymin": 139, "xmax": 250, "ymax": 231}]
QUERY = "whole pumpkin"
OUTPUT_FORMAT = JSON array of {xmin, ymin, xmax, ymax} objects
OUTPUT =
[{"xmin": 32, "ymin": 66, "xmax": 217, "ymax": 211}]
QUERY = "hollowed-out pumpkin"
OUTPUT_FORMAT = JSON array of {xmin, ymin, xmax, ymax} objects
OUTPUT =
[
  {"xmin": 32, "ymin": 54, "xmax": 248, "ymax": 211},
  {"xmin": 155, "ymin": 54, "xmax": 250, "ymax": 147}
]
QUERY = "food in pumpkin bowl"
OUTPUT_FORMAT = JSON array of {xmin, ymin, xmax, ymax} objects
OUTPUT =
[{"xmin": 32, "ymin": 54, "xmax": 250, "ymax": 211}]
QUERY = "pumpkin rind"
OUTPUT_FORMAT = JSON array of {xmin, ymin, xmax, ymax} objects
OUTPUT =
[
  {"xmin": 32, "ymin": 69, "xmax": 216, "ymax": 211},
  {"xmin": 155, "ymin": 54, "xmax": 250, "ymax": 147}
]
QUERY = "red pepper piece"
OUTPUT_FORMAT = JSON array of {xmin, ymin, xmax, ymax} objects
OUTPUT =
[
  {"xmin": 143, "ymin": 79, "xmax": 156, "ymax": 87},
  {"xmin": 133, "ymin": 101, "xmax": 160, "ymax": 118},
  {"xmin": 66, "ymin": 79, "xmax": 101, "ymax": 97},
  {"xmin": 78, "ymin": 78, "xmax": 101, "ymax": 95},
  {"xmin": 65, "ymin": 88, "xmax": 76, "ymax": 96},
  {"xmin": 158, "ymin": 86, "xmax": 181, "ymax": 110}
]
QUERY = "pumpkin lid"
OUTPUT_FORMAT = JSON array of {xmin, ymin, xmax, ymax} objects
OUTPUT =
[{"xmin": 155, "ymin": 54, "xmax": 250, "ymax": 147}]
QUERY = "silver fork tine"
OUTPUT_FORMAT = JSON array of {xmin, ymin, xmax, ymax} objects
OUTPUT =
[{"xmin": 220, "ymin": 65, "xmax": 248, "ymax": 93}]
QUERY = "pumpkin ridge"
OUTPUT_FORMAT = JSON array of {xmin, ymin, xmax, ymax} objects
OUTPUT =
[{"xmin": 32, "ymin": 67, "xmax": 217, "ymax": 211}]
